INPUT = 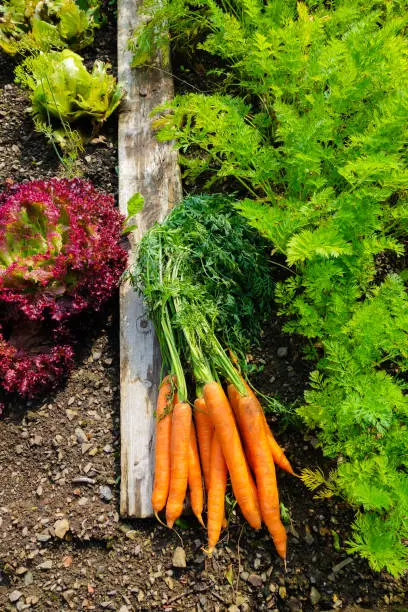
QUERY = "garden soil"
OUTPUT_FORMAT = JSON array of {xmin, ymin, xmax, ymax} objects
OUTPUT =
[{"xmin": 0, "ymin": 17, "xmax": 407, "ymax": 612}]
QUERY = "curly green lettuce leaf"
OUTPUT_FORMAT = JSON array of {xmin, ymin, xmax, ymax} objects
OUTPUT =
[
  {"xmin": 15, "ymin": 49, "xmax": 123, "ymax": 146},
  {"xmin": 0, "ymin": 0, "xmax": 100, "ymax": 54}
]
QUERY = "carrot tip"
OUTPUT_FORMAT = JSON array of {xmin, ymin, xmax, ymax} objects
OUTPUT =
[
  {"xmin": 154, "ymin": 511, "xmax": 167, "ymax": 528},
  {"xmin": 202, "ymin": 546, "xmax": 213, "ymax": 556},
  {"xmin": 197, "ymin": 514, "xmax": 205, "ymax": 528},
  {"xmin": 166, "ymin": 519, "xmax": 175, "ymax": 529}
]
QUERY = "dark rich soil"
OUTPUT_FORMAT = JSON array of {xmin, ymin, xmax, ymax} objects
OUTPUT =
[{"xmin": 0, "ymin": 16, "xmax": 407, "ymax": 612}]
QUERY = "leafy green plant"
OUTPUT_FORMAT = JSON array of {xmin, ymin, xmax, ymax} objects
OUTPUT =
[
  {"xmin": 132, "ymin": 193, "xmax": 275, "ymax": 362},
  {"xmin": 132, "ymin": 0, "xmax": 408, "ymax": 575},
  {"xmin": 0, "ymin": 0, "xmax": 101, "ymax": 54},
  {"xmin": 15, "ymin": 49, "xmax": 123, "ymax": 148},
  {"xmin": 0, "ymin": 178, "xmax": 127, "ymax": 398}
]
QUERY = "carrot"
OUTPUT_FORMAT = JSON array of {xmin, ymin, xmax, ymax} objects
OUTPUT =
[
  {"xmin": 233, "ymin": 451, "xmax": 260, "ymax": 514},
  {"xmin": 203, "ymin": 381, "xmax": 261, "ymax": 529},
  {"xmin": 166, "ymin": 402, "xmax": 192, "ymax": 528},
  {"xmin": 194, "ymin": 397, "xmax": 213, "ymax": 492},
  {"xmin": 227, "ymin": 383, "xmax": 295, "ymax": 476},
  {"xmin": 264, "ymin": 422, "xmax": 296, "ymax": 476},
  {"xmin": 195, "ymin": 397, "xmax": 229, "ymax": 530},
  {"xmin": 151, "ymin": 376, "xmax": 173, "ymax": 514},
  {"xmin": 207, "ymin": 432, "xmax": 228, "ymax": 553},
  {"xmin": 236, "ymin": 394, "xmax": 287, "ymax": 560},
  {"xmin": 188, "ymin": 421, "xmax": 205, "ymax": 527}
]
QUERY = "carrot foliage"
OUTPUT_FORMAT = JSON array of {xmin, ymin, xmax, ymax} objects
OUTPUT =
[
  {"xmin": 130, "ymin": 0, "xmax": 408, "ymax": 574},
  {"xmin": 130, "ymin": 193, "xmax": 275, "ymax": 397}
]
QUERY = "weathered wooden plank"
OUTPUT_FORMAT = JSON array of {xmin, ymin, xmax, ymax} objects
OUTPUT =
[{"xmin": 118, "ymin": 0, "xmax": 182, "ymax": 517}]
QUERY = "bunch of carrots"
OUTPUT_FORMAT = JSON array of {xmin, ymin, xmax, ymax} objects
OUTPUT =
[
  {"xmin": 152, "ymin": 370, "xmax": 296, "ymax": 560},
  {"xmin": 130, "ymin": 195, "xmax": 295, "ymax": 562}
]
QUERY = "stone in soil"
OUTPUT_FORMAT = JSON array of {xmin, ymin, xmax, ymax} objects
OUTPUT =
[
  {"xmin": 172, "ymin": 546, "xmax": 187, "ymax": 568},
  {"xmin": 9, "ymin": 591, "xmax": 22, "ymax": 603},
  {"xmin": 99, "ymin": 485, "xmax": 113, "ymax": 502},
  {"xmin": 54, "ymin": 518, "xmax": 70, "ymax": 539}
]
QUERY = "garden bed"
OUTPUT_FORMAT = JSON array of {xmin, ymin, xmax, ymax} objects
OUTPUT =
[{"xmin": 0, "ymin": 8, "xmax": 407, "ymax": 612}]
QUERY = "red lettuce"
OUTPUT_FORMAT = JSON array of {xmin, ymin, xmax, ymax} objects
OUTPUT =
[
  {"xmin": 0, "ymin": 178, "xmax": 127, "ymax": 397},
  {"xmin": 0, "ymin": 321, "xmax": 74, "ymax": 397},
  {"xmin": 0, "ymin": 178, "xmax": 127, "ymax": 320}
]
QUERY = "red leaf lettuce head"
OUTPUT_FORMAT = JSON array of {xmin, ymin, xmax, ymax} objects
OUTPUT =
[
  {"xmin": 0, "ymin": 178, "xmax": 127, "ymax": 321},
  {"xmin": 0, "ymin": 178, "xmax": 128, "ymax": 399}
]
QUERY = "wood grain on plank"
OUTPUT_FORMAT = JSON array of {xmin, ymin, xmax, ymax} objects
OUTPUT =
[{"xmin": 118, "ymin": 0, "xmax": 182, "ymax": 517}]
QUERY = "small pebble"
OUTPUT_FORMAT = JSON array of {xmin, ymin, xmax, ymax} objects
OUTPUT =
[
  {"xmin": 75, "ymin": 428, "xmax": 88, "ymax": 444},
  {"xmin": 248, "ymin": 574, "xmax": 263, "ymax": 587},
  {"xmin": 26, "ymin": 596, "xmax": 39, "ymax": 605},
  {"xmin": 9, "ymin": 590, "xmax": 23, "ymax": 603},
  {"xmin": 164, "ymin": 576, "xmax": 174, "ymax": 590},
  {"xmin": 54, "ymin": 518, "xmax": 70, "ymax": 539},
  {"xmin": 99, "ymin": 485, "xmax": 113, "ymax": 502},
  {"xmin": 37, "ymin": 531, "xmax": 51, "ymax": 543},
  {"xmin": 37, "ymin": 559, "xmax": 53, "ymax": 570},
  {"xmin": 172, "ymin": 547, "xmax": 186, "ymax": 568},
  {"xmin": 62, "ymin": 590, "xmax": 75, "ymax": 602},
  {"xmin": 277, "ymin": 346, "xmax": 288, "ymax": 358},
  {"xmin": 331, "ymin": 557, "xmax": 353, "ymax": 574}
]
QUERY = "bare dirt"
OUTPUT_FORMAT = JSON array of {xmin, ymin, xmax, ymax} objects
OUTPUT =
[{"xmin": 0, "ymin": 13, "xmax": 407, "ymax": 612}]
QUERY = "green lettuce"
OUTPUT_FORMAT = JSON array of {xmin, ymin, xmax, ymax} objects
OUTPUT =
[
  {"xmin": 15, "ymin": 49, "xmax": 123, "ymax": 147},
  {"xmin": 0, "ymin": 0, "xmax": 100, "ymax": 54}
]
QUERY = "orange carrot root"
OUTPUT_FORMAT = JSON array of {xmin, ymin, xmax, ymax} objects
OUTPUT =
[
  {"xmin": 203, "ymin": 381, "xmax": 261, "ymax": 530},
  {"xmin": 227, "ymin": 382, "xmax": 296, "ymax": 476},
  {"xmin": 194, "ymin": 397, "xmax": 213, "ymax": 493},
  {"xmin": 166, "ymin": 402, "xmax": 192, "ymax": 528},
  {"xmin": 236, "ymin": 394, "xmax": 287, "ymax": 560},
  {"xmin": 188, "ymin": 421, "xmax": 205, "ymax": 527},
  {"xmin": 151, "ymin": 376, "xmax": 173, "ymax": 514},
  {"xmin": 207, "ymin": 432, "xmax": 228, "ymax": 553}
]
